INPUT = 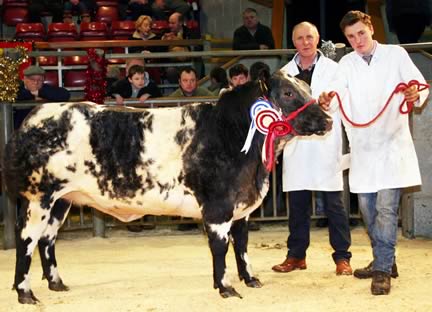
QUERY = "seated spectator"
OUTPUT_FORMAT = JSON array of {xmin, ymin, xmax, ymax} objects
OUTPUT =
[
  {"xmin": 119, "ymin": 0, "xmax": 153, "ymax": 21},
  {"xmin": 249, "ymin": 61, "xmax": 270, "ymax": 81},
  {"xmin": 28, "ymin": 0, "xmax": 64, "ymax": 24},
  {"xmin": 169, "ymin": 66, "xmax": 213, "ymax": 97},
  {"xmin": 152, "ymin": 0, "xmax": 190, "ymax": 21},
  {"xmin": 15, "ymin": 65, "xmax": 71, "ymax": 128},
  {"xmin": 110, "ymin": 64, "xmax": 162, "ymax": 105},
  {"xmin": 208, "ymin": 67, "xmax": 229, "ymax": 95},
  {"xmin": 129, "ymin": 15, "xmax": 161, "ymax": 54},
  {"xmin": 233, "ymin": 8, "xmax": 275, "ymax": 50},
  {"xmin": 63, "ymin": 0, "xmax": 97, "ymax": 23},
  {"xmin": 106, "ymin": 65, "xmax": 122, "ymax": 97},
  {"xmin": 219, "ymin": 63, "xmax": 249, "ymax": 94}
]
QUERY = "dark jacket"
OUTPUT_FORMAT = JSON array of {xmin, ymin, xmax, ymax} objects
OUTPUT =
[
  {"xmin": 232, "ymin": 23, "xmax": 275, "ymax": 50},
  {"xmin": 16, "ymin": 82, "xmax": 71, "ymax": 102},
  {"xmin": 110, "ymin": 77, "xmax": 162, "ymax": 99},
  {"xmin": 128, "ymin": 31, "xmax": 164, "ymax": 54}
]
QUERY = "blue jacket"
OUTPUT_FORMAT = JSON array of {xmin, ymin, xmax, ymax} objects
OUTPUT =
[{"xmin": 16, "ymin": 82, "xmax": 71, "ymax": 102}]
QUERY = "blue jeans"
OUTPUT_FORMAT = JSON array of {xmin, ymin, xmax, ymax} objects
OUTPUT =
[
  {"xmin": 287, "ymin": 190, "xmax": 352, "ymax": 262},
  {"xmin": 357, "ymin": 189, "xmax": 401, "ymax": 274}
]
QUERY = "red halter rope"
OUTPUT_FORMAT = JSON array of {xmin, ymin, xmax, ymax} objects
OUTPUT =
[
  {"xmin": 263, "ymin": 99, "xmax": 317, "ymax": 172},
  {"xmin": 330, "ymin": 80, "xmax": 429, "ymax": 127}
]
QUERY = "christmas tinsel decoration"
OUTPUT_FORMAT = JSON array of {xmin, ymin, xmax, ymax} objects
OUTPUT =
[
  {"xmin": 84, "ymin": 48, "xmax": 107, "ymax": 104},
  {"xmin": 0, "ymin": 46, "xmax": 29, "ymax": 102}
]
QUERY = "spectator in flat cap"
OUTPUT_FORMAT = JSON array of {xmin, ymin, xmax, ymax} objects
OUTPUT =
[{"xmin": 15, "ymin": 65, "xmax": 71, "ymax": 128}]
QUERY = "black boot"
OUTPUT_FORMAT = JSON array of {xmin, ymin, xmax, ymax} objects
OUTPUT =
[
  {"xmin": 354, "ymin": 261, "xmax": 399, "ymax": 279},
  {"xmin": 371, "ymin": 271, "xmax": 391, "ymax": 295}
]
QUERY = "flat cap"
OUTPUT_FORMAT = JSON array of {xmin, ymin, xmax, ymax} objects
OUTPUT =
[{"xmin": 23, "ymin": 65, "xmax": 45, "ymax": 76}]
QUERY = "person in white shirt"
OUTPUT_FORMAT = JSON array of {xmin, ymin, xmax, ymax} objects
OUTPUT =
[
  {"xmin": 319, "ymin": 11, "xmax": 429, "ymax": 295},
  {"xmin": 271, "ymin": 21, "xmax": 352, "ymax": 276}
]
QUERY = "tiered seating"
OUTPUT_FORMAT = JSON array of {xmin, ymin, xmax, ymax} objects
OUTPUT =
[
  {"xmin": 44, "ymin": 71, "xmax": 59, "ymax": 87},
  {"xmin": 79, "ymin": 22, "xmax": 109, "ymax": 40},
  {"xmin": 47, "ymin": 23, "xmax": 78, "ymax": 42},
  {"xmin": 95, "ymin": 5, "xmax": 119, "ymax": 26},
  {"xmin": 151, "ymin": 20, "xmax": 169, "ymax": 37},
  {"xmin": 15, "ymin": 22, "xmax": 45, "ymax": 41},
  {"xmin": 111, "ymin": 20, "xmax": 135, "ymax": 40},
  {"xmin": 63, "ymin": 70, "xmax": 87, "ymax": 89},
  {"xmin": 2, "ymin": 0, "xmax": 29, "ymax": 26}
]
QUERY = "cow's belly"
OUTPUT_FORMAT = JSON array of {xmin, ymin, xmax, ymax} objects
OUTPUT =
[{"xmin": 61, "ymin": 188, "xmax": 202, "ymax": 223}]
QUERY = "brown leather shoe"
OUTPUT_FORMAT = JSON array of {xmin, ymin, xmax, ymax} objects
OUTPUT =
[
  {"xmin": 354, "ymin": 261, "xmax": 398, "ymax": 279},
  {"xmin": 336, "ymin": 259, "xmax": 353, "ymax": 275},
  {"xmin": 371, "ymin": 271, "xmax": 391, "ymax": 295},
  {"xmin": 272, "ymin": 257, "xmax": 306, "ymax": 273}
]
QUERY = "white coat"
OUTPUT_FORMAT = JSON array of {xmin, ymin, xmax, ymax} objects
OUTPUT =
[
  {"xmin": 330, "ymin": 43, "xmax": 429, "ymax": 193},
  {"xmin": 281, "ymin": 52, "xmax": 344, "ymax": 191}
]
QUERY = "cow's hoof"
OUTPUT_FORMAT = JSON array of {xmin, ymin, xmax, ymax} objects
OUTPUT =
[
  {"xmin": 219, "ymin": 287, "xmax": 243, "ymax": 299},
  {"xmin": 18, "ymin": 290, "xmax": 39, "ymax": 305},
  {"xmin": 49, "ymin": 280, "xmax": 70, "ymax": 292},
  {"xmin": 245, "ymin": 277, "xmax": 263, "ymax": 288}
]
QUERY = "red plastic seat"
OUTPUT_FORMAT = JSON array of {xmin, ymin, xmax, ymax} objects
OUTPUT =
[
  {"xmin": 96, "ymin": 0, "xmax": 119, "ymax": 6},
  {"xmin": 111, "ymin": 20, "xmax": 135, "ymax": 40},
  {"xmin": 79, "ymin": 22, "xmax": 109, "ymax": 41},
  {"xmin": 47, "ymin": 23, "xmax": 78, "ymax": 42},
  {"xmin": 37, "ymin": 56, "xmax": 58, "ymax": 66},
  {"xmin": 95, "ymin": 6, "xmax": 118, "ymax": 26},
  {"xmin": 2, "ymin": 0, "xmax": 29, "ymax": 26},
  {"xmin": 63, "ymin": 70, "xmax": 87, "ymax": 88},
  {"xmin": 44, "ymin": 71, "xmax": 59, "ymax": 87},
  {"xmin": 63, "ymin": 55, "xmax": 89, "ymax": 66},
  {"xmin": 15, "ymin": 22, "xmax": 45, "ymax": 41},
  {"xmin": 151, "ymin": 20, "xmax": 169, "ymax": 36}
]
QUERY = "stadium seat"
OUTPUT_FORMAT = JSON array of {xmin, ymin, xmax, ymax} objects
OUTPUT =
[
  {"xmin": 63, "ymin": 70, "xmax": 87, "ymax": 88},
  {"xmin": 151, "ymin": 20, "xmax": 169, "ymax": 36},
  {"xmin": 47, "ymin": 23, "xmax": 78, "ymax": 42},
  {"xmin": 79, "ymin": 22, "xmax": 109, "ymax": 41},
  {"xmin": 63, "ymin": 55, "xmax": 89, "ymax": 66},
  {"xmin": 111, "ymin": 20, "xmax": 135, "ymax": 40},
  {"xmin": 15, "ymin": 22, "xmax": 45, "ymax": 41},
  {"xmin": 37, "ymin": 56, "xmax": 58, "ymax": 66},
  {"xmin": 44, "ymin": 71, "xmax": 59, "ymax": 87},
  {"xmin": 2, "ymin": 0, "xmax": 29, "ymax": 26},
  {"xmin": 95, "ymin": 5, "xmax": 119, "ymax": 26},
  {"xmin": 95, "ymin": 0, "xmax": 119, "ymax": 6}
]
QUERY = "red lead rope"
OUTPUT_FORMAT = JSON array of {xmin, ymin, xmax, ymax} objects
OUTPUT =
[
  {"xmin": 330, "ymin": 80, "xmax": 429, "ymax": 127},
  {"xmin": 263, "ymin": 99, "xmax": 317, "ymax": 172}
]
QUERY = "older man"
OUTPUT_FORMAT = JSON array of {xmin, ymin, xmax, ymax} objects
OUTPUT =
[
  {"xmin": 232, "ymin": 7, "xmax": 275, "ymax": 50},
  {"xmin": 272, "ymin": 21, "xmax": 352, "ymax": 276}
]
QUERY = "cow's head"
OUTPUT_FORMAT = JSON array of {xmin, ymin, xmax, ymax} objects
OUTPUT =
[{"xmin": 267, "ymin": 70, "xmax": 332, "ymax": 136}]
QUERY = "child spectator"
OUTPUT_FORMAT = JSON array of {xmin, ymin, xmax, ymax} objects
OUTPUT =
[
  {"xmin": 110, "ymin": 64, "xmax": 162, "ymax": 105},
  {"xmin": 219, "ymin": 63, "xmax": 249, "ymax": 94}
]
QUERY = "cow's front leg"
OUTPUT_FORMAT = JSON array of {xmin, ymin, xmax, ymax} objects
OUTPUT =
[
  {"xmin": 231, "ymin": 218, "xmax": 262, "ymax": 288},
  {"xmin": 38, "ymin": 199, "xmax": 71, "ymax": 292},
  {"xmin": 205, "ymin": 219, "xmax": 242, "ymax": 298}
]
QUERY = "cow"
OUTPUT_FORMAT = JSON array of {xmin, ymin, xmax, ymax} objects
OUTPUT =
[{"xmin": 3, "ymin": 70, "xmax": 332, "ymax": 304}]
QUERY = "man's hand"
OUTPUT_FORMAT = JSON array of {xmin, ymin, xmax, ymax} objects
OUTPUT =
[
  {"xmin": 318, "ymin": 92, "xmax": 334, "ymax": 111},
  {"xmin": 403, "ymin": 85, "xmax": 420, "ymax": 103},
  {"xmin": 115, "ymin": 95, "xmax": 124, "ymax": 105}
]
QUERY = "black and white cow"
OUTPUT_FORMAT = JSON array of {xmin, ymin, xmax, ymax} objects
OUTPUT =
[{"xmin": 4, "ymin": 71, "xmax": 331, "ymax": 304}]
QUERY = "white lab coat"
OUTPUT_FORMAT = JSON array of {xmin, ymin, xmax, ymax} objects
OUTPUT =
[
  {"xmin": 330, "ymin": 43, "xmax": 429, "ymax": 193},
  {"xmin": 281, "ymin": 52, "xmax": 344, "ymax": 191}
]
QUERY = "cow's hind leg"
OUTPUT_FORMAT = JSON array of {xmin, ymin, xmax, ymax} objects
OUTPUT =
[
  {"xmin": 231, "ymin": 218, "xmax": 262, "ymax": 288},
  {"xmin": 205, "ymin": 218, "xmax": 242, "ymax": 299},
  {"xmin": 38, "ymin": 199, "xmax": 71, "ymax": 292},
  {"xmin": 14, "ymin": 199, "xmax": 50, "ymax": 304}
]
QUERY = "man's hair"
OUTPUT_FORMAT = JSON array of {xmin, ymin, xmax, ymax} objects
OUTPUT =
[
  {"xmin": 292, "ymin": 21, "xmax": 319, "ymax": 40},
  {"xmin": 243, "ymin": 8, "xmax": 257, "ymax": 16},
  {"xmin": 339, "ymin": 10, "xmax": 372, "ymax": 32},
  {"xmin": 128, "ymin": 65, "xmax": 145, "ymax": 78},
  {"xmin": 171, "ymin": 12, "xmax": 184, "ymax": 24},
  {"xmin": 179, "ymin": 66, "xmax": 197, "ymax": 78},
  {"xmin": 210, "ymin": 67, "xmax": 229, "ymax": 87},
  {"xmin": 229, "ymin": 64, "xmax": 248, "ymax": 78},
  {"xmin": 249, "ymin": 61, "xmax": 270, "ymax": 81}
]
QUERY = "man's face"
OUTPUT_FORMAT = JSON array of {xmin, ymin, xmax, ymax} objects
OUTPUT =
[
  {"xmin": 128, "ymin": 73, "xmax": 145, "ymax": 89},
  {"xmin": 230, "ymin": 74, "xmax": 248, "ymax": 87},
  {"xmin": 243, "ymin": 12, "xmax": 258, "ymax": 30},
  {"xmin": 24, "ymin": 74, "xmax": 44, "ymax": 92},
  {"xmin": 168, "ymin": 14, "xmax": 182, "ymax": 34},
  {"xmin": 179, "ymin": 71, "xmax": 197, "ymax": 95},
  {"xmin": 344, "ymin": 21, "xmax": 374, "ymax": 55},
  {"xmin": 292, "ymin": 24, "xmax": 319, "ymax": 58}
]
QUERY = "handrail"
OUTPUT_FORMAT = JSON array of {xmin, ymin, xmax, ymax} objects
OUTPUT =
[
  {"xmin": 34, "ymin": 39, "xmax": 205, "ymax": 49},
  {"xmin": 198, "ymin": 55, "xmax": 243, "ymax": 85}
]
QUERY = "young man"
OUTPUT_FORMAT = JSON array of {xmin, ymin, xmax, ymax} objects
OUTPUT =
[
  {"xmin": 110, "ymin": 64, "xmax": 162, "ymax": 105},
  {"xmin": 219, "ymin": 64, "xmax": 249, "ymax": 95},
  {"xmin": 319, "ymin": 11, "xmax": 429, "ymax": 295},
  {"xmin": 272, "ymin": 21, "xmax": 352, "ymax": 276},
  {"xmin": 169, "ymin": 67, "xmax": 213, "ymax": 97}
]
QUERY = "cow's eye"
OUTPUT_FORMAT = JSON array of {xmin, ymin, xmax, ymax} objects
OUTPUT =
[{"xmin": 285, "ymin": 91, "xmax": 293, "ymax": 98}]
